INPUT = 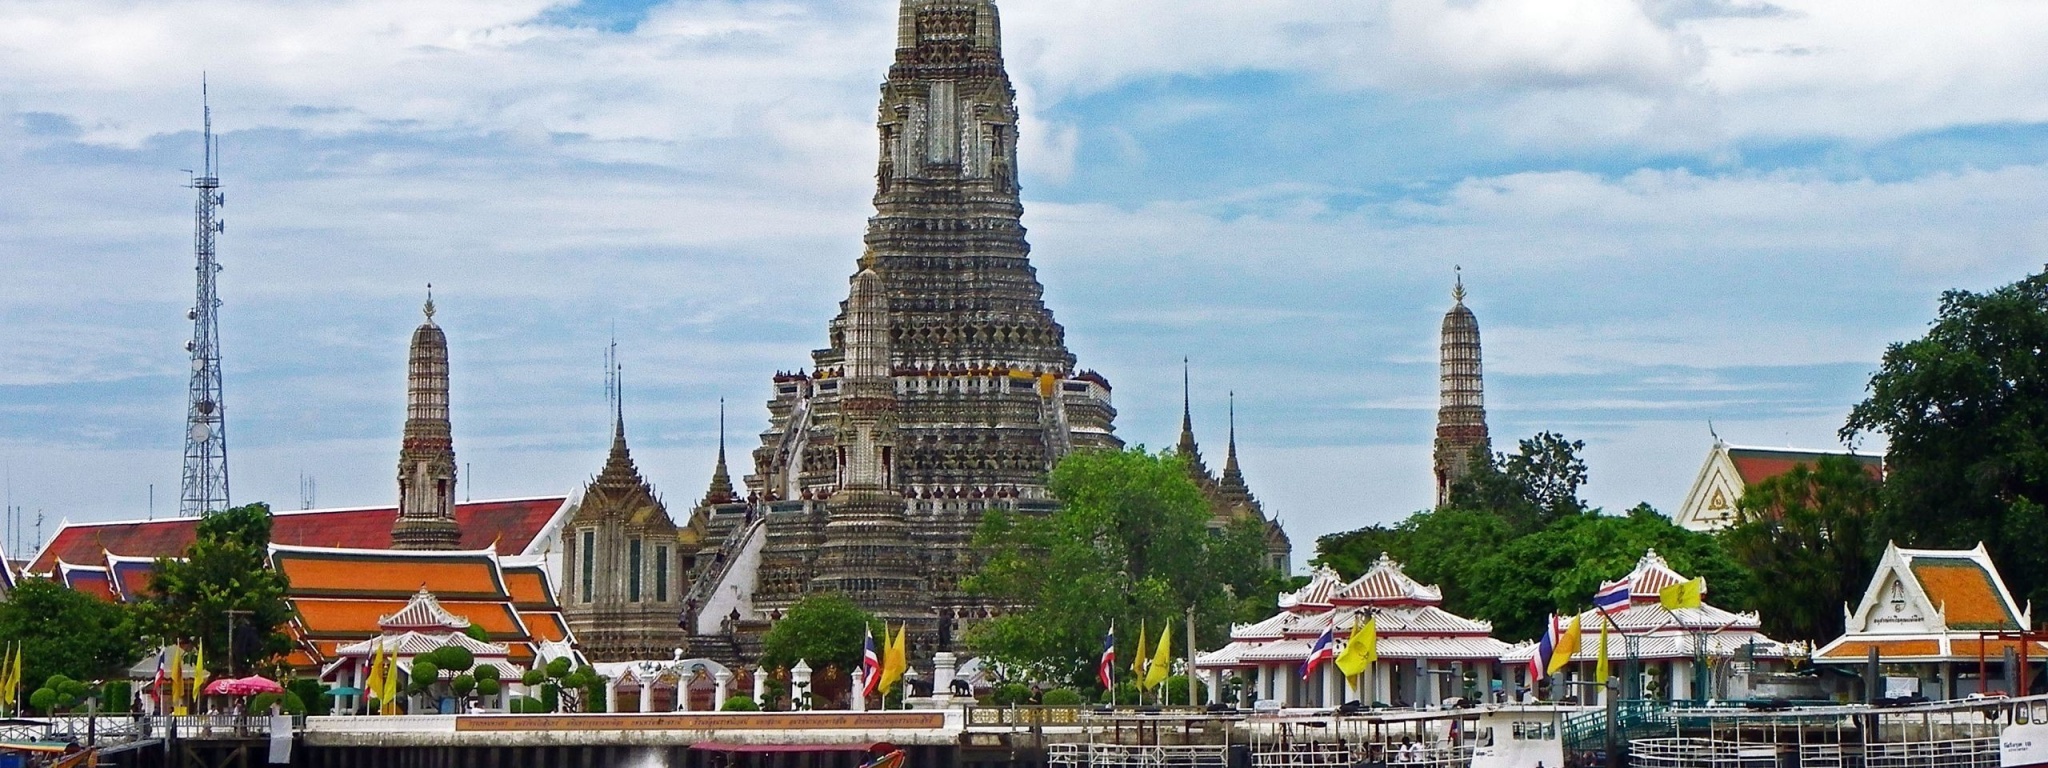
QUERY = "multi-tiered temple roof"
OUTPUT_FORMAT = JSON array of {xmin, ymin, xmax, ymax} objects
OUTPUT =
[{"xmin": 1199, "ymin": 554, "xmax": 1512, "ymax": 671}]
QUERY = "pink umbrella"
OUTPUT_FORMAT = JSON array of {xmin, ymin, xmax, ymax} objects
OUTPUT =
[
  {"xmin": 226, "ymin": 676, "xmax": 285, "ymax": 696},
  {"xmin": 202, "ymin": 678, "xmax": 238, "ymax": 695}
]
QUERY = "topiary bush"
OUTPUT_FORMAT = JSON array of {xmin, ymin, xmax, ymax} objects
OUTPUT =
[
  {"xmin": 1041, "ymin": 688, "xmax": 1083, "ymax": 706},
  {"xmin": 522, "ymin": 669, "xmax": 545, "ymax": 686},
  {"xmin": 473, "ymin": 664, "xmax": 501, "ymax": 683},
  {"xmin": 720, "ymin": 695, "xmax": 760, "ymax": 711},
  {"xmin": 477, "ymin": 678, "xmax": 501, "ymax": 698},
  {"xmin": 250, "ymin": 691, "xmax": 308, "ymax": 716},
  {"xmin": 545, "ymin": 658, "xmax": 571, "ymax": 679},
  {"xmin": 507, "ymin": 696, "xmax": 543, "ymax": 713},
  {"xmin": 991, "ymin": 682, "xmax": 1031, "ymax": 705},
  {"xmin": 451, "ymin": 675, "xmax": 476, "ymax": 697},
  {"xmin": 435, "ymin": 646, "xmax": 475, "ymax": 673},
  {"xmin": 28, "ymin": 688, "xmax": 56, "ymax": 714},
  {"xmin": 409, "ymin": 661, "xmax": 441, "ymax": 693},
  {"xmin": 540, "ymin": 684, "xmax": 559, "ymax": 713},
  {"xmin": 103, "ymin": 680, "xmax": 133, "ymax": 713},
  {"xmin": 462, "ymin": 625, "xmax": 491, "ymax": 643}
]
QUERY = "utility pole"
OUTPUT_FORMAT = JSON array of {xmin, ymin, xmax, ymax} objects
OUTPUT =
[
  {"xmin": 1185, "ymin": 606, "xmax": 1198, "ymax": 706},
  {"xmin": 223, "ymin": 609, "xmax": 251, "ymax": 678}
]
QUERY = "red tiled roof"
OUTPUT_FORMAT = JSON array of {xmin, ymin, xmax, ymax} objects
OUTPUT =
[
  {"xmin": 1728, "ymin": 448, "xmax": 1883, "ymax": 488},
  {"xmin": 1912, "ymin": 557, "xmax": 2020, "ymax": 630},
  {"xmin": 30, "ymin": 497, "xmax": 567, "ymax": 574},
  {"xmin": 106, "ymin": 557, "xmax": 157, "ymax": 602},
  {"xmin": 57, "ymin": 563, "xmax": 117, "ymax": 602}
]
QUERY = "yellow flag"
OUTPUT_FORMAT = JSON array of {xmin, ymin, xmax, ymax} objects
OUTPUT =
[
  {"xmin": 381, "ymin": 647, "xmax": 401, "ymax": 714},
  {"xmin": 879, "ymin": 624, "xmax": 908, "ymax": 693},
  {"xmin": 1594, "ymin": 621, "xmax": 1611, "ymax": 683},
  {"xmin": 1659, "ymin": 577, "xmax": 1704, "ymax": 610},
  {"xmin": 170, "ymin": 645, "xmax": 185, "ymax": 716},
  {"xmin": 1547, "ymin": 615, "xmax": 1583, "ymax": 674},
  {"xmin": 1144, "ymin": 624, "xmax": 1172, "ymax": 689},
  {"xmin": 0, "ymin": 644, "xmax": 14, "ymax": 709},
  {"xmin": 1336, "ymin": 615, "xmax": 1377, "ymax": 677},
  {"xmin": 1131, "ymin": 620, "xmax": 1149, "ymax": 682},
  {"xmin": 191, "ymin": 639, "xmax": 207, "ymax": 707},
  {"xmin": 365, "ymin": 641, "xmax": 386, "ymax": 711}
]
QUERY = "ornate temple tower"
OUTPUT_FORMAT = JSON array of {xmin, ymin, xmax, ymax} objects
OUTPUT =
[
  {"xmin": 737, "ymin": 0, "xmax": 1120, "ymax": 624},
  {"xmin": 808, "ymin": 264, "xmax": 929, "ymax": 619},
  {"xmin": 1433, "ymin": 271, "xmax": 1490, "ymax": 507},
  {"xmin": 392, "ymin": 295, "xmax": 462, "ymax": 550},
  {"xmin": 561, "ymin": 394, "xmax": 692, "ymax": 661}
]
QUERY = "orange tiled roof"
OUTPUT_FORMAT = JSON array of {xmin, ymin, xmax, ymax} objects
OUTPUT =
[
  {"xmin": 1820, "ymin": 639, "xmax": 1941, "ymax": 659},
  {"xmin": 502, "ymin": 566, "xmax": 557, "ymax": 609},
  {"xmin": 292, "ymin": 597, "xmax": 528, "ymax": 640},
  {"xmin": 521, "ymin": 612, "xmax": 570, "ymax": 643},
  {"xmin": 272, "ymin": 548, "xmax": 507, "ymax": 601},
  {"xmin": 1952, "ymin": 638, "xmax": 2048, "ymax": 658},
  {"xmin": 30, "ymin": 497, "xmax": 567, "ymax": 574},
  {"xmin": 1912, "ymin": 558, "xmax": 2019, "ymax": 630},
  {"xmin": 57, "ymin": 562, "xmax": 117, "ymax": 602}
]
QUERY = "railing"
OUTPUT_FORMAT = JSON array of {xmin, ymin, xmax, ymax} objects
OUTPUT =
[
  {"xmin": 1800, "ymin": 742, "xmax": 1860, "ymax": 768},
  {"xmin": 965, "ymin": 706, "xmax": 1085, "ymax": 728},
  {"xmin": 1047, "ymin": 743, "xmax": 1229, "ymax": 768},
  {"xmin": 0, "ymin": 713, "xmax": 278, "ymax": 748},
  {"xmin": 681, "ymin": 510, "xmax": 768, "ymax": 628},
  {"xmin": 1566, "ymin": 699, "xmax": 1675, "ymax": 753},
  {"xmin": 1865, "ymin": 737, "xmax": 2001, "ymax": 768},
  {"xmin": 1631, "ymin": 737, "xmax": 1778, "ymax": 768}
]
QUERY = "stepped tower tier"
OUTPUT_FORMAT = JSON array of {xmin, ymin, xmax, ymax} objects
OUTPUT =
[
  {"xmin": 561, "ymin": 392, "xmax": 693, "ymax": 662},
  {"xmin": 1433, "ymin": 270, "xmax": 1490, "ymax": 507},
  {"xmin": 392, "ymin": 294, "xmax": 462, "ymax": 550},
  {"xmin": 740, "ymin": 0, "xmax": 1121, "ymax": 627}
]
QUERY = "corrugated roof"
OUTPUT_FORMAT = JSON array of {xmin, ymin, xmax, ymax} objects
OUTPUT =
[{"xmin": 29, "ymin": 496, "xmax": 569, "ymax": 574}]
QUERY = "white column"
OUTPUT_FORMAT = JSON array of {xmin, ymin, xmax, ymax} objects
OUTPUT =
[
  {"xmin": 677, "ymin": 674, "xmax": 692, "ymax": 712},
  {"xmin": 1206, "ymin": 670, "xmax": 1222, "ymax": 705},
  {"xmin": 851, "ymin": 669, "xmax": 867, "ymax": 712},
  {"xmin": 715, "ymin": 671, "xmax": 733, "ymax": 709},
  {"xmin": 1255, "ymin": 665, "xmax": 1272, "ymax": 705},
  {"xmin": 1322, "ymin": 664, "xmax": 1341, "ymax": 707},
  {"xmin": 604, "ymin": 679, "xmax": 620, "ymax": 713},
  {"xmin": 933, "ymin": 652, "xmax": 957, "ymax": 705},
  {"xmin": 751, "ymin": 669, "xmax": 766, "ymax": 707},
  {"xmin": 639, "ymin": 678, "xmax": 654, "ymax": 713}
]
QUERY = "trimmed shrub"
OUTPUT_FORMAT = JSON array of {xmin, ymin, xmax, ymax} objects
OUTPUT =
[
  {"xmin": 720, "ymin": 695, "xmax": 760, "ymax": 712},
  {"xmin": 1041, "ymin": 688, "xmax": 1083, "ymax": 706},
  {"xmin": 521, "ymin": 669, "xmax": 545, "ymax": 686},
  {"xmin": 545, "ymin": 658, "xmax": 571, "ymax": 678},
  {"xmin": 435, "ymin": 646, "xmax": 475, "ymax": 673},
  {"xmin": 473, "ymin": 664, "xmax": 501, "ymax": 683},
  {"xmin": 991, "ymin": 682, "xmax": 1030, "ymax": 705},
  {"xmin": 477, "ymin": 678, "xmax": 501, "ymax": 697},
  {"xmin": 540, "ymin": 684, "xmax": 559, "ymax": 713},
  {"xmin": 28, "ymin": 688, "xmax": 56, "ymax": 713},
  {"xmin": 451, "ymin": 675, "xmax": 476, "ymax": 697},
  {"xmin": 462, "ymin": 625, "xmax": 491, "ymax": 643},
  {"xmin": 409, "ymin": 661, "xmax": 440, "ymax": 692},
  {"xmin": 251, "ymin": 691, "xmax": 308, "ymax": 716},
  {"xmin": 102, "ymin": 680, "xmax": 133, "ymax": 713}
]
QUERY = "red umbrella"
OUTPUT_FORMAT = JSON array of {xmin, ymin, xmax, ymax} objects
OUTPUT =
[{"xmin": 202, "ymin": 678, "xmax": 238, "ymax": 695}]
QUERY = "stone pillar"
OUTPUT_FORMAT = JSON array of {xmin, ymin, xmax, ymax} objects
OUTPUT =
[
  {"xmin": 851, "ymin": 669, "xmax": 867, "ymax": 712},
  {"xmin": 1322, "ymin": 664, "xmax": 1341, "ymax": 708},
  {"xmin": 715, "ymin": 671, "xmax": 732, "ymax": 709},
  {"xmin": 604, "ymin": 678, "xmax": 620, "ymax": 714},
  {"xmin": 1254, "ymin": 665, "xmax": 1272, "ymax": 705},
  {"xmin": 638, "ymin": 677, "xmax": 654, "ymax": 714},
  {"xmin": 791, "ymin": 661, "xmax": 814, "ymax": 711},
  {"xmin": 751, "ymin": 668, "xmax": 765, "ymax": 708},
  {"xmin": 932, "ymin": 652, "xmax": 957, "ymax": 704},
  {"xmin": 1205, "ymin": 670, "xmax": 1222, "ymax": 705}
]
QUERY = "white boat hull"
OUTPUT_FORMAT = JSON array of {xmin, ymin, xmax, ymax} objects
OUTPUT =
[{"xmin": 2001, "ymin": 723, "xmax": 2048, "ymax": 768}]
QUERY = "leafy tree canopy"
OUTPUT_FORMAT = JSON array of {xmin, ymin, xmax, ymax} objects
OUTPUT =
[
  {"xmin": 1721, "ymin": 455, "xmax": 1882, "ymax": 643},
  {"xmin": 964, "ymin": 447, "xmax": 1286, "ymax": 689},
  {"xmin": 0, "ymin": 579, "xmax": 145, "ymax": 690},
  {"xmin": 1844, "ymin": 268, "xmax": 2048, "ymax": 608},
  {"xmin": 1446, "ymin": 432, "xmax": 1590, "ymax": 533},
  {"xmin": 133, "ymin": 503, "xmax": 295, "ymax": 675},
  {"xmin": 759, "ymin": 592, "xmax": 878, "ymax": 673}
]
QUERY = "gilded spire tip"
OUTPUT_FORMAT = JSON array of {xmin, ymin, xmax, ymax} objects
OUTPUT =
[
  {"xmin": 1452, "ymin": 266, "xmax": 1465, "ymax": 304},
  {"xmin": 424, "ymin": 283, "xmax": 436, "ymax": 320}
]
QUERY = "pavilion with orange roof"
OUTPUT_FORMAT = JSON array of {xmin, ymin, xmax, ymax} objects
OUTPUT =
[{"xmin": 1814, "ymin": 542, "xmax": 2046, "ymax": 700}]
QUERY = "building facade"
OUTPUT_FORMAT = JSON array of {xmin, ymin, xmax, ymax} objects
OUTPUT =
[
  {"xmin": 392, "ymin": 296, "xmax": 462, "ymax": 550},
  {"xmin": 1673, "ymin": 439, "xmax": 1886, "ymax": 531},
  {"xmin": 559, "ymin": 405, "xmax": 697, "ymax": 662}
]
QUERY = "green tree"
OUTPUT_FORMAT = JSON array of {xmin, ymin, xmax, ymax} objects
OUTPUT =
[
  {"xmin": 1462, "ymin": 505, "xmax": 1755, "ymax": 639},
  {"xmin": 965, "ymin": 447, "xmax": 1282, "ymax": 688},
  {"xmin": 760, "ymin": 593, "xmax": 878, "ymax": 673},
  {"xmin": 1844, "ymin": 269, "xmax": 2048, "ymax": 608},
  {"xmin": 1312, "ymin": 507, "xmax": 1513, "ymax": 616},
  {"xmin": 0, "ymin": 579, "xmax": 145, "ymax": 691},
  {"xmin": 1448, "ymin": 433, "xmax": 1589, "ymax": 532},
  {"xmin": 133, "ymin": 503, "xmax": 294, "ymax": 674},
  {"xmin": 1720, "ymin": 455, "xmax": 1882, "ymax": 643}
]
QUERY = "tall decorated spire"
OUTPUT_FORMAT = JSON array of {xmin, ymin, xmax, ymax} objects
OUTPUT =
[
  {"xmin": 392, "ymin": 288, "xmax": 461, "ymax": 550},
  {"xmin": 1176, "ymin": 358, "xmax": 1212, "ymax": 484},
  {"xmin": 810, "ymin": 264, "xmax": 928, "ymax": 619},
  {"xmin": 702, "ymin": 399, "xmax": 735, "ymax": 506},
  {"xmin": 1434, "ymin": 267, "xmax": 1490, "ymax": 507},
  {"xmin": 1220, "ymin": 392, "xmax": 1249, "ymax": 498}
]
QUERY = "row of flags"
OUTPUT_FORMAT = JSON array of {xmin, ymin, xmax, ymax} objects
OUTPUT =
[
  {"xmin": 1300, "ymin": 615, "xmax": 1377, "ymax": 680},
  {"xmin": 860, "ymin": 624, "xmax": 908, "ymax": 698},
  {"xmin": 363, "ymin": 640, "xmax": 402, "ymax": 714},
  {"xmin": 150, "ymin": 641, "xmax": 209, "ymax": 715},
  {"xmin": 1094, "ymin": 621, "xmax": 1176, "ymax": 691},
  {"xmin": 1528, "ymin": 575, "xmax": 1705, "ymax": 683}
]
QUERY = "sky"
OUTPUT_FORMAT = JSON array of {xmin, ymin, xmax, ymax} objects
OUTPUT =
[{"xmin": 3, "ymin": 0, "xmax": 2046, "ymax": 570}]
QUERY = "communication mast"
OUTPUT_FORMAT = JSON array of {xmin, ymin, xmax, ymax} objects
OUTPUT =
[{"xmin": 180, "ymin": 80, "xmax": 230, "ymax": 517}]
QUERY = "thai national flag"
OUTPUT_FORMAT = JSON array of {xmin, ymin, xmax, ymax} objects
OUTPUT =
[
  {"xmin": 1529, "ymin": 614, "xmax": 1559, "ymax": 682},
  {"xmin": 1301, "ymin": 625, "xmax": 1336, "ymax": 679},
  {"xmin": 861, "ymin": 624, "xmax": 882, "ymax": 697},
  {"xmin": 1098, "ymin": 623, "xmax": 1117, "ymax": 689},
  {"xmin": 1592, "ymin": 580, "xmax": 1631, "ymax": 614},
  {"xmin": 151, "ymin": 647, "xmax": 167, "ymax": 712}
]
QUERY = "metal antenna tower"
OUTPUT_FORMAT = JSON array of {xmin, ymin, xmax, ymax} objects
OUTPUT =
[{"xmin": 180, "ymin": 79, "xmax": 230, "ymax": 517}]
